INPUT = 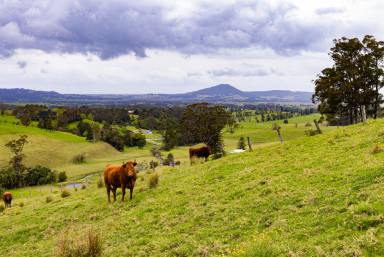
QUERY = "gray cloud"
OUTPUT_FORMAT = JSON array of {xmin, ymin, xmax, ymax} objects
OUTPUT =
[
  {"xmin": 17, "ymin": 60, "xmax": 27, "ymax": 69},
  {"xmin": 0, "ymin": 0, "xmax": 358, "ymax": 59}
]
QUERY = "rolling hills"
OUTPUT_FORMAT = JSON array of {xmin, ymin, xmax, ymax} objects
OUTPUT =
[
  {"xmin": 0, "ymin": 84, "xmax": 313, "ymax": 105},
  {"xmin": 0, "ymin": 116, "xmax": 383, "ymax": 256}
]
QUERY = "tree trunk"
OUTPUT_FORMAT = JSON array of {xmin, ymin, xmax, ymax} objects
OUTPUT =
[
  {"xmin": 314, "ymin": 120, "xmax": 322, "ymax": 134},
  {"xmin": 361, "ymin": 105, "xmax": 367, "ymax": 123}
]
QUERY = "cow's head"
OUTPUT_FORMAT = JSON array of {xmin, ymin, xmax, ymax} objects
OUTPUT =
[{"xmin": 122, "ymin": 161, "xmax": 137, "ymax": 177}]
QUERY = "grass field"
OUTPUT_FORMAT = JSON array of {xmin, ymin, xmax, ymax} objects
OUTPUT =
[
  {"xmin": 0, "ymin": 113, "xmax": 327, "ymax": 179},
  {"xmin": 1, "ymin": 114, "xmax": 384, "ymax": 256}
]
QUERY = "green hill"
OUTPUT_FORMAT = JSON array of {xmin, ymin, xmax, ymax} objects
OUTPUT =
[{"xmin": 1, "ymin": 118, "xmax": 383, "ymax": 256}]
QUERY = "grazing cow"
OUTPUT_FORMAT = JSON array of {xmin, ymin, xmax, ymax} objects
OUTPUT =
[
  {"xmin": 189, "ymin": 145, "xmax": 211, "ymax": 165},
  {"xmin": 2, "ymin": 192, "xmax": 12, "ymax": 208},
  {"xmin": 104, "ymin": 161, "xmax": 137, "ymax": 202}
]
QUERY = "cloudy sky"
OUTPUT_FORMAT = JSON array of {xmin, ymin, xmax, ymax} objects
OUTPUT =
[{"xmin": 0, "ymin": 0, "xmax": 383, "ymax": 94}]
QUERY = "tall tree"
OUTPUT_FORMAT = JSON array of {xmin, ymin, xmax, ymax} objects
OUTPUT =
[
  {"xmin": 362, "ymin": 35, "xmax": 384, "ymax": 118},
  {"xmin": 5, "ymin": 135, "xmax": 28, "ymax": 187},
  {"xmin": 180, "ymin": 103, "xmax": 233, "ymax": 158},
  {"xmin": 313, "ymin": 36, "xmax": 384, "ymax": 124}
]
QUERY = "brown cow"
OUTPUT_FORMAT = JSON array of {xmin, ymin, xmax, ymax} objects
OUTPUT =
[
  {"xmin": 189, "ymin": 145, "xmax": 211, "ymax": 165},
  {"xmin": 104, "ymin": 161, "xmax": 137, "ymax": 202},
  {"xmin": 2, "ymin": 192, "xmax": 12, "ymax": 208}
]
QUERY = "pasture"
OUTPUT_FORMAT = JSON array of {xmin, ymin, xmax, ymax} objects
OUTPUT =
[
  {"xmin": 0, "ymin": 118, "xmax": 384, "ymax": 256},
  {"xmin": 0, "ymin": 113, "xmax": 327, "ymax": 179}
]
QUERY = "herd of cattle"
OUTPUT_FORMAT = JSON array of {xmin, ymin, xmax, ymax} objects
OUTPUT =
[{"xmin": 2, "ymin": 145, "xmax": 212, "ymax": 207}]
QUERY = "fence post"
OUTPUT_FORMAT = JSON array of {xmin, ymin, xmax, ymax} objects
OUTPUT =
[{"xmin": 247, "ymin": 137, "xmax": 253, "ymax": 151}]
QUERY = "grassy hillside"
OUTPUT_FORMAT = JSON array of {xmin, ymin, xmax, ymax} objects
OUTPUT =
[
  {"xmin": 0, "ymin": 114, "xmax": 326, "ymax": 178},
  {"xmin": 1, "ymin": 119, "xmax": 384, "ymax": 256}
]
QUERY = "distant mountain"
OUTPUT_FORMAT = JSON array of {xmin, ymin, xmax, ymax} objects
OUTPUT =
[
  {"xmin": 0, "ymin": 85, "xmax": 313, "ymax": 105},
  {"xmin": 186, "ymin": 84, "xmax": 245, "ymax": 97}
]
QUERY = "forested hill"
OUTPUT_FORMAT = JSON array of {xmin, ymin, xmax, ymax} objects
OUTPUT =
[{"xmin": 0, "ymin": 84, "xmax": 313, "ymax": 105}]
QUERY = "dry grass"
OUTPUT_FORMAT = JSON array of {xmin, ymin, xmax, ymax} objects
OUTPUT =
[
  {"xmin": 56, "ymin": 229, "xmax": 102, "ymax": 257},
  {"xmin": 148, "ymin": 172, "xmax": 159, "ymax": 188},
  {"xmin": 61, "ymin": 189, "xmax": 71, "ymax": 198},
  {"xmin": 371, "ymin": 144, "xmax": 383, "ymax": 154}
]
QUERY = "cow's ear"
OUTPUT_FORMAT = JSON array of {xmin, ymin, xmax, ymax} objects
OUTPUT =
[
  {"xmin": 133, "ymin": 160, "xmax": 137, "ymax": 167},
  {"xmin": 122, "ymin": 162, "xmax": 127, "ymax": 167}
]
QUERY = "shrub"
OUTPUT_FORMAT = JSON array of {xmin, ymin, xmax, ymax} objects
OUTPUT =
[
  {"xmin": 56, "ymin": 229, "xmax": 102, "ymax": 257},
  {"xmin": 0, "ymin": 167, "xmax": 19, "ymax": 189},
  {"xmin": 165, "ymin": 153, "xmax": 175, "ymax": 166},
  {"xmin": 305, "ymin": 122, "xmax": 312, "ymax": 127},
  {"xmin": 305, "ymin": 129, "xmax": 320, "ymax": 136},
  {"xmin": 148, "ymin": 173, "xmax": 159, "ymax": 188},
  {"xmin": 0, "ymin": 204, "xmax": 4, "ymax": 213},
  {"xmin": 18, "ymin": 201, "xmax": 24, "ymax": 207},
  {"xmin": 61, "ymin": 189, "xmax": 71, "ymax": 198},
  {"xmin": 58, "ymin": 172, "xmax": 67, "ymax": 183},
  {"xmin": 149, "ymin": 160, "xmax": 159, "ymax": 171},
  {"xmin": 81, "ymin": 184, "xmax": 86, "ymax": 190},
  {"xmin": 46, "ymin": 196, "xmax": 53, "ymax": 203},
  {"xmin": 132, "ymin": 133, "xmax": 146, "ymax": 148},
  {"xmin": 97, "ymin": 178, "xmax": 104, "ymax": 188},
  {"xmin": 237, "ymin": 136, "xmax": 246, "ymax": 150},
  {"xmin": 24, "ymin": 166, "xmax": 57, "ymax": 186},
  {"xmin": 175, "ymin": 161, "xmax": 181, "ymax": 166},
  {"xmin": 72, "ymin": 153, "xmax": 86, "ymax": 164},
  {"xmin": 283, "ymin": 119, "xmax": 288, "ymax": 124},
  {"xmin": 371, "ymin": 144, "xmax": 383, "ymax": 154}
]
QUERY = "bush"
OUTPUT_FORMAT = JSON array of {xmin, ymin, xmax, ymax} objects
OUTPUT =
[
  {"xmin": 81, "ymin": 184, "xmax": 86, "ymax": 190},
  {"xmin": 237, "ymin": 136, "xmax": 246, "ymax": 150},
  {"xmin": 149, "ymin": 160, "xmax": 159, "ymax": 171},
  {"xmin": 58, "ymin": 172, "xmax": 67, "ymax": 183},
  {"xmin": 0, "ymin": 167, "xmax": 19, "ymax": 189},
  {"xmin": 61, "ymin": 189, "xmax": 71, "ymax": 198},
  {"xmin": 283, "ymin": 119, "xmax": 288, "ymax": 124},
  {"xmin": 97, "ymin": 178, "xmax": 104, "ymax": 188},
  {"xmin": 148, "ymin": 173, "xmax": 159, "ymax": 188},
  {"xmin": 166, "ymin": 153, "xmax": 174, "ymax": 166},
  {"xmin": 24, "ymin": 166, "xmax": 57, "ymax": 186},
  {"xmin": 305, "ymin": 129, "xmax": 320, "ymax": 136},
  {"xmin": 72, "ymin": 153, "xmax": 86, "ymax": 164},
  {"xmin": 132, "ymin": 133, "xmax": 146, "ymax": 148},
  {"xmin": 46, "ymin": 196, "xmax": 53, "ymax": 203},
  {"xmin": 305, "ymin": 122, "xmax": 312, "ymax": 127},
  {"xmin": 175, "ymin": 161, "xmax": 181, "ymax": 166},
  {"xmin": 56, "ymin": 229, "xmax": 102, "ymax": 257},
  {"xmin": 18, "ymin": 201, "xmax": 24, "ymax": 207}
]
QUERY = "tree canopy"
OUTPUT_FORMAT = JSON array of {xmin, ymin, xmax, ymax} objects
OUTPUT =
[{"xmin": 313, "ymin": 35, "xmax": 384, "ymax": 125}]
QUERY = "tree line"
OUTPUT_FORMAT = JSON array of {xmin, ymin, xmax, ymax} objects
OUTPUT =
[{"xmin": 313, "ymin": 35, "xmax": 384, "ymax": 125}]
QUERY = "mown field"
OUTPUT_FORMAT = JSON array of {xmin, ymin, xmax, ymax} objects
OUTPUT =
[{"xmin": 5, "ymin": 114, "xmax": 383, "ymax": 256}]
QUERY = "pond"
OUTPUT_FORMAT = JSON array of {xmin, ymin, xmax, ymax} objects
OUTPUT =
[{"xmin": 64, "ymin": 182, "xmax": 84, "ymax": 189}]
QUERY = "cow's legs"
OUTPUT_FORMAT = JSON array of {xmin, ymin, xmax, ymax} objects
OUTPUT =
[
  {"xmin": 121, "ymin": 186, "xmax": 126, "ymax": 202},
  {"xmin": 112, "ymin": 187, "xmax": 117, "ymax": 202},
  {"xmin": 106, "ymin": 185, "xmax": 111, "ymax": 202},
  {"xmin": 130, "ymin": 188, "xmax": 133, "ymax": 200}
]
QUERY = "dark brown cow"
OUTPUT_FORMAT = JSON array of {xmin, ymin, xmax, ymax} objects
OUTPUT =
[
  {"xmin": 189, "ymin": 146, "xmax": 211, "ymax": 165},
  {"xmin": 2, "ymin": 192, "xmax": 12, "ymax": 208},
  {"xmin": 104, "ymin": 161, "xmax": 137, "ymax": 202}
]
